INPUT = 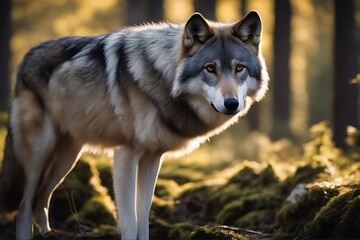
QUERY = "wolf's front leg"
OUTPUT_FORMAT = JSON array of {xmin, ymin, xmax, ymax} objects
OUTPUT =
[
  {"xmin": 136, "ymin": 151, "xmax": 163, "ymax": 240},
  {"xmin": 113, "ymin": 147, "xmax": 142, "ymax": 240}
]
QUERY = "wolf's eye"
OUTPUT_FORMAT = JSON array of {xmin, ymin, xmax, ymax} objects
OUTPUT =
[
  {"xmin": 205, "ymin": 65, "xmax": 216, "ymax": 74},
  {"xmin": 235, "ymin": 64, "xmax": 244, "ymax": 73}
]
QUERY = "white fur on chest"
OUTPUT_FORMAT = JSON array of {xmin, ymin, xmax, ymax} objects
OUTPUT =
[{"xmin": 127, "ymin": 89, "xmax": 192, "ymax": 152}]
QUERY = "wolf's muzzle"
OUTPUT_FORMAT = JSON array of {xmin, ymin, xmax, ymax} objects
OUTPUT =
[{"xmin": 224, "ymin": 98, "xmax": 239, "ymax": 112}]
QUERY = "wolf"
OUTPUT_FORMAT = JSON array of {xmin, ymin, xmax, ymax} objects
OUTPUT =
[{"xmin": 0, "ymin": 11, "xmax": 268, "ymax": 239}]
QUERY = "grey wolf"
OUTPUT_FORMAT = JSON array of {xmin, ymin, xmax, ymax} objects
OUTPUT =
[{"xmin": 0, "ymin": 11, "xmax": 268, "ymax": 239}]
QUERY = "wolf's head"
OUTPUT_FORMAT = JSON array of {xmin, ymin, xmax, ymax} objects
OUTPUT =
[{"xmin": 172, "ymin": 11, "xmax": 269, "ymax": 117}]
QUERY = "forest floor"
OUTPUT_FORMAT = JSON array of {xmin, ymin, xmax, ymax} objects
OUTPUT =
[{"xmin": 0, "ymin": 114, "xmax": 359, "ymax": 239}]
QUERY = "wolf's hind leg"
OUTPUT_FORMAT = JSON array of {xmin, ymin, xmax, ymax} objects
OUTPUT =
[
  {"xmin": 34, "ymin": 134, "xmax": 82, "ymax": 235},
  {"xmin": 136, "ymin": 151, "xmax": 163, "ymax": 240},
  {"xmin": 12, "ymin": 90, "xmax": 57, "ymax": 240}
]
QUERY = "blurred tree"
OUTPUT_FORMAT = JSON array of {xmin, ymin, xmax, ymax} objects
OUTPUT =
[
  {"xmin": 0, "ymin": 0, "xmax": 11, "ymax": 111},
  {"xmin": 146, "ymin": 0, "xmax": 163, "ymax": 22},
  {"xmin": 272, "ymin": 0, "xmax": 291, "ymax": 139},
  {"xmin": 240, "ymin": 0, "xmax": 246, "ymax": 17},
  {"xmin": 307, "ymin": 1, "xmax": 333, "ymax": 127},
  {"xmin": 127, "ymin": 0, "xmax": 163, "ymax": 25},
  {"xmin": 127, "ymin": 0, "xmax": 144, "ymax": 25},
  {"xmin": 241, "ymin": 0, "xmax": 261, "ymax": 131},
  {"xmin": 194, "ymin": 0, "xmax": 216, "ymax": 20},
  {"xmin": 333, "ymin": 0, "xmax": 358, "ymax": 149}
]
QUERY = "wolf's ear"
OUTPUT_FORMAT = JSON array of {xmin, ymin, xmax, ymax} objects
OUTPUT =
[
  {"xmin": 183, "ymin": 13, "xmax": 213, "ymax": 49},
  {"xmin": 233, "ymin": 11, "xmax": 262, "ymax": 54}
]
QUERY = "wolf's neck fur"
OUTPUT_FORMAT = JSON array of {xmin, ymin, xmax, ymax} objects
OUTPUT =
[
  {"xmin": 103, "ymin": 23, "xmax": 215, "ymax": 138},
  {"xmin": 123, "ymin": 23, "xmax": 183, "ymax": 82},
  {"xmin": 105, "ymin": 23, "xmax": 183, "ymax": 90}
]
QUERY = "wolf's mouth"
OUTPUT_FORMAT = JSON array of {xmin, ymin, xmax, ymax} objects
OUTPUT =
[
  {"xmin": 210, "ymin": 103, "xmax": 237, "ymax": 115},
  {"xmin": 210, "ymin": 103, "xmax": 220, "ymax": 113}
]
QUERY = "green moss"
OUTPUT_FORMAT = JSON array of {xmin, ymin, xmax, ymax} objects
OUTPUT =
[
  {"xmin": 175, "ymin": 184, "xmax": 215, "ymax": 224},
  {"xmin": 35, "ymin": 225, "xmax": 120, "ymax": 239},
  {"xmin": 159, "ymin": 167, "xmax": 204, "ymax": 185},
  {"xmin": 227, "ymin": 166, "xmax": 257, "ymax": 186},
  {"xmin": 305, "ymin": 188, "xmax": 360, "ymax": 239},
  {"xmin": 287, "ymin": 164, "xmax": 325, "ymax": 188},
  {"xmin": 180, "ymin": 183, "xmax": 214, "ymax": 200},
  {"xmin": 216, "ymin": 190, "xmax": 280, "ymax": 230},
  {"xmin": 234, "ymin": 210, "xmax": 273, "ymax": 231},
  {"xmin": 303, "ymin": 122, "xmax": 338, "ymax": 159},
  {"xmin": 150, "ymin": 197, "xmax": 175, "ymax": 223},
  {"xmin": 254, "ymin": 165, "xmax": 279, "ymax": 186},
  {"xmin": 149, "ymin": 219, "xmax": 172, "ymax": 239},
  {"xmin": 150, "ymin": 220, "xmax": 193, "ymax": 239},
  {"xmin": 216, "ymin": 200, "xmax": 246, "ymax": 225},
  {"xmin": 2, "ymin": 120, "xmax": 358, "ymax": 239},
  {"xmin": 208, "ymin": 165, "xmax": 280, "ymax": 212},
  {"xmin": 89, "ymin": 225, "xmax": 120, "ymax": 239},
  {"xmin": 155, "ymin": 179, "xmax": 180, "ymax": 199},
  {"xmin": 227, "ymin": 165, "xmax": 280, "ymax": 191},
  {"xmin": 66, "ymin": 196, "xmax": 116, "ymax": 228},
  {"xmin": 50, "ymin": 158, "xmax": 116, "ymax": 228},
  {"xmin": 50, "ymin": 160, "xmax": 97, "ymax": 223},
  {"xmin": 209, "ymin": 165, "xmax": 282, "ymax": 230},
  {"xmin": 206, "ymin": 184, "xmax": 242, "ymax": 213},
  {"xmin": 168, "ymin": 222, "xmax": 194, "ymax": 239},
  {"xmin": 96, "ymin": 163, "xmax": 114, "ymax": 199},
  {"xmin": 335, "ymin": 195, "xmax": 360, "ymax": 239},
  {"xmin": 190, "ymin": 226, "xmax": 245, "ymax": 240},
  {"xmin": 275, "ymin": 186, "xmax": 339, "ymax": 238}
]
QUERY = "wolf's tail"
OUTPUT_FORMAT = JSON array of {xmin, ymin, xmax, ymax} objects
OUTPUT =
[{"xmin": 0, "ymin": 121, "xmax": 25, "ymax": 222}]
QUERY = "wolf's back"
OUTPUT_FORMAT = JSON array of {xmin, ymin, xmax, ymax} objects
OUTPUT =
[{"xmin": 15, "ymin": 36, "xmax": 96, "ymax": 96}]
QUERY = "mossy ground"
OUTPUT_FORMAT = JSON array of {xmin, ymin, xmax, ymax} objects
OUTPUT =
[{"xmin": 0, "ymin": 115, "xmax": 359, "ymax": 239}]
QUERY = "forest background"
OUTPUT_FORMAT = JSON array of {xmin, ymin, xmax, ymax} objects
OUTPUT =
[{"xmin": 0, "ymin": 0, "xmax": 359, "ymax": 239}]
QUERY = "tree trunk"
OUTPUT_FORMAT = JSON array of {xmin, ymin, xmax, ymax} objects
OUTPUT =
[
  {"xmin": 333, "ymin": 0, "xmax": 358, "ymax": 149},
  {"xmin": 241, "ymin": 0, "xmax": 247, "ymax": 17},
  {"xmin": 127, "ymin": 0, "xmax": 163, "ymax": 25},
  {"xmin": 272, "ymin": 0, "xmax": 291, "ymax": 139},
  {"xmin": 127, "ymin": 0, "xmax": 145, "ymax": 25},
  {"xmin": 0, "ymin": 0, "xmax": 11, "ymax": 111},
  {"xmin": 194, "ymin": 0, "xmax": 216, "ymax": 20},
  {"xmin": 146, "ymin": 0, "xmax": 163, "ymax": 22}
]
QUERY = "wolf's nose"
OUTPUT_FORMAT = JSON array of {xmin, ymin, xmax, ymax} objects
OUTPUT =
[{"xmin": 224, "ymin": 98, "xmax": 239, "ymax": 112}]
